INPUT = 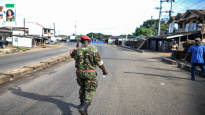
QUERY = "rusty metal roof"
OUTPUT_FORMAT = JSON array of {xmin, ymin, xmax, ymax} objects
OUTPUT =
[
  {"xmin": 175, "ymin": 13, "xmax": 184, "ymax": 20},
  {"xmin": 0, "ymin": 29, "xmax": 12, "ymax": 33},
  {"xmin": 188, "ymin": 10, "xmax": 205, "ymax": 17},
  {"xmin": 148, "ymin": 31, "xmax": 200, "ymax": 40},
  {"xmin": 181, "ymin": 10, "xmax": 205, "ymax": 20}
]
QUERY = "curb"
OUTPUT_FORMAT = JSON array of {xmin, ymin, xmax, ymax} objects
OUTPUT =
[
  {"xmin": 0, "ymin": 54, "xmax": 71, "ymax": 85},
  {"xmin": 161, "ymin": 58, "xmax": 177, "ymax": 65},
  {"xmin": 0, "ymin": 75, "xmax": 10, "ymax": 84},
  {"xmin": 161, "ymin": 57, "xmax": 202, "ymax": 75},
  {"xmin": 119, "ymin": 46, "xmax": 144, "ymax": 53}
]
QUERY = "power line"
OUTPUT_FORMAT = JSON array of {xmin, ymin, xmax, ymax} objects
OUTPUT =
[
  {"xmin": 174, "ymin": 0, "xmax": 205, "ymax": 10},
  {"xmin": 155, "ymin": 0, "xmax": 175, "ymax": 35},
  {"xmin": 171, "ymin": 0, "xmax": 205, "ymax": 16}
]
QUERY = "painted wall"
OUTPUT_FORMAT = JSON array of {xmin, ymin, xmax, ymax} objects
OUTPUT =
[{"xmin": 12, "ymin": 36, "xmax": 32, "ymax": 47}]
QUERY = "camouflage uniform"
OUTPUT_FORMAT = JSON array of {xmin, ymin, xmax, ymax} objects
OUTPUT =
[{"xmin": 71, "ymin": 45, "xmax": 103, "ymax": 104}]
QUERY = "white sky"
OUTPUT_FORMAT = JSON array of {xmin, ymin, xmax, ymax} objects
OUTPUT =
[{"xmin": 2, "ymin": 0, "xmax": 166, "ymax": 35}]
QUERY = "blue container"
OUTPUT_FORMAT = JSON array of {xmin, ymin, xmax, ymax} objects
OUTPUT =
[{"xmin": 97, "ymin": 41, "xmax": 104, "ymax": 44}]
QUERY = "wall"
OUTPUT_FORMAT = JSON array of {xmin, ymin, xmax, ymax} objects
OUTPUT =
[
  {"xmin": 13, "ymin": 30, "xmax": 25, "ymax": 35},
  {"xmin": 26, "ymin": 23, "xmax": 43, "ymax": 36},
  {"xmin": 150, "ymin": 40, "xmax": 156, "ymax": 50},
  {"xmin": 12, "ymin": 36, "xmax": 32, "ymax": 47},
  {"xmin": 0, "ymin": 32, "xmax": 11, "ymax": 40}
]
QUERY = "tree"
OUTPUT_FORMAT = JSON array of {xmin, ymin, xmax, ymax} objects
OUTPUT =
[
  {"xmin": 87, "ymin": 32, "xmax": 111, "ymax": 39},
  {"xmin": 133, "ymin": 19, "xmax": 168, "ymax": 36},
  {"xmin": 134, "ymin": 27, "xmax": 155, "ymax": 36}
]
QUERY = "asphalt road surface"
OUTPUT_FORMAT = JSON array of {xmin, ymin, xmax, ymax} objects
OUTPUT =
[
  {"xmin": 0, "ymin": 43, "xmax": 75, "ymax": 72},
  {"xmin": 0, "ymin": 44, "xmax": 205, "ymax": 115}
]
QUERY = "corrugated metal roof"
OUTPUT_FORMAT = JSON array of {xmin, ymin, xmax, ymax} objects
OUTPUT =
[
  {"xmin": 148, "ymin": 31, "xmax": 200, "ymax": 39},
  {"xmin": 175, "ymin": 13, "xmax": 184, "ymax": 20},
  {"xmin": 189, "ymin": 10, "xmax": 205, "ymax": 17},
  {"xmin": 0, "ymin": 29, "xmax": 12, "ymax": 33}
]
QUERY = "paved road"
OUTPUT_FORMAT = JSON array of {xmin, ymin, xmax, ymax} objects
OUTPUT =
[
  {"xmin": 0, "ymin": 43, "xmax": 75, "ymax": 72},
  {"xmin": 0, "ymin": 45, "xmax": 205, "ymax": 115}
]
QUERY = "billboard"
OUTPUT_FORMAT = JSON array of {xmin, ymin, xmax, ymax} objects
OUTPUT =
[{"xmin": 0, "ymin": 3, "xmax": 15, "ymax": 26}]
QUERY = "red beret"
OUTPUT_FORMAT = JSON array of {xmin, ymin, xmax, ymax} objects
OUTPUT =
[{"xmin": 81, "ymin": 35, "xmax": 91, "ymax": 40}]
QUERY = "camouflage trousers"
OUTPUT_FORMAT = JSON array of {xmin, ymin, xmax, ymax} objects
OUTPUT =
[{"xmin": 76, "ymin": 69, "xmax": 98, "ymax": 103}]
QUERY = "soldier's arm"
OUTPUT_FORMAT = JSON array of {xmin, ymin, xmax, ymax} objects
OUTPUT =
[
  {"xmin": 70, "ymin": 49, "xmax": 77, "ymax": 59},
  {"xmin": 76, "ymin": 40, "xmax": 80, "ymax": 48},
  {"xmin": 94, "ymin": 51, "xmax": 108, "ymax": 75},
  {"xmin": 99, "ymin": 64, "xmax": 108, "ymax": 75}
]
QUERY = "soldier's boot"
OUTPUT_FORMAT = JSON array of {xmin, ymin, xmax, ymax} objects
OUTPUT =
[{"xmin": 79, "ymin": 102, "xmax": 89, "ymax": 115}]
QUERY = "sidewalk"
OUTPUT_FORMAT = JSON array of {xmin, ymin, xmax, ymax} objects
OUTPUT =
[
  {"xmin": 120, "ymin": 45, "xmax": 204, "ymax": 77},
  {"xmin": 0, "ymin": 43, "xmax": 66, "ymax": 56},
  {"xmin": 120, "ymin": 45, "xmax": 171, "ymax": 57}
]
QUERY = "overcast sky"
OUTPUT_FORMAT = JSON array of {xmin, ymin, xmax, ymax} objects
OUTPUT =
[{"xmin": 1, "ymin": 0, "xmax": 205, "ymax": 35}]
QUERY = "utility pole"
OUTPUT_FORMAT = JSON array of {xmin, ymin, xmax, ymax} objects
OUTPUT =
[
  {"xmin": 53, "ymin": 23, "xmax": 56, "ymax": 37},
  {"xmin": 74, "ymin": 20, "xmax": 77, "ymax": 36},
  {"xmin": 157, "ymin": 0, "xmax": 163, "ymax": 36},
  {"xmin": 169, "ymin": 0, "xmax": 174, "ymax": 19},
  {"xmin": 24, "ymin": 18, "xmax": 25, "ymax": 36},
  {"xmin": 156, "ymin": 0, "xmax": 171, "ymax": 36}
]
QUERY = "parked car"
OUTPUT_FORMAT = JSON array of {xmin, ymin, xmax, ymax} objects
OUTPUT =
[{"xmin": 0, "ymin": 40, "xmax": 8, "ymax": 48}]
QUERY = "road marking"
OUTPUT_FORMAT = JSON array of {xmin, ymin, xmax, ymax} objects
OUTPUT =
[{"xmin": 160, "ymin": 83, "xmax": 165, "ymax": 85}]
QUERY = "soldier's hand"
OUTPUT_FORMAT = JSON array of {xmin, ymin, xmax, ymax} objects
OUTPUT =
[
  {"xmin": 76, "ymin": 40, "xmax": 80, "ymax": 48},
  {"xmin": 69, "ymin": 49, "xmax": 75, "ymax": 58},
  {"xmin": 69, "ymin": 49, "xmax": 73, "ymax": 54},
  {"xmin": 103, "ymin": 70, "xmax": 108, "ymax": 75}
]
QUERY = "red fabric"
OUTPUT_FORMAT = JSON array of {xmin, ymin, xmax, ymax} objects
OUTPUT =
[
  {"xmin": 81, "ymin": 35, "xmax": 91, "ymax": 40},
  {"xmin": 80, "ymin": 69, "xmax": 95, "ymax": 71}
]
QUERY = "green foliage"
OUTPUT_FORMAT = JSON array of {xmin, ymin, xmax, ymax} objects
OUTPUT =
[
  {"xmin": 14, "ymin": 46, "xmax": 29, "ymax": 52},
  {"xmin": 134, "ymin": 27, "xmax": 155, "ymax": 36},
  {"xmin": 120, "ymin": 34, "xmax": 135, "ymax": 38},
  {"xmin": 87, "ymin": 32, "xmax": 111, "ymax": 39},
  {"xmin": 133, "ymin": 19, "xmax": 168, "ymax": 36},
  {"xmin": 75, "ymin": 35, "xmax": 82, "ymax": 38},
  {"xmin": 141, "ymin": 19, "xmax": 158, "ymax": 28}
]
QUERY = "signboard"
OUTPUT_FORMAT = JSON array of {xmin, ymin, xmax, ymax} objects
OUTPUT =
[
  {"xmin": 12, "ymin": 37, "xmax": 32, "ymax": 48},
  {"xmin": 70, "ymin": 35, "xmax": 76, "ymax": 40},
  {"xmin": 0, "ymin": 3, "xmax": 16, "ymax": 26}
]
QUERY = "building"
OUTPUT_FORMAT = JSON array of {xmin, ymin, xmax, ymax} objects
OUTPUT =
[
  {"xmin": 148, "ymin": 10, "xmax": 205, "ymax": 52},
  {"xmin": 12, "ymin": 27, "xmax": 29, "ymax": 36},
  {"xmin": 0, "ymin": 27, "xmax": 12, "ymax": 40},
  {"xmin": 26, "ymin": 22, "xmax": 54, "ymax": 45},
  {"xmin": 42, "ymin": 28, "xmax": 54, "ymax": 43}
]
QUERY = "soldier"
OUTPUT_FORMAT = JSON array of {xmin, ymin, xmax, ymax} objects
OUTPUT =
[{"xmin": 70, "ymin": 35, "xmax": 108, "ymax": 115}]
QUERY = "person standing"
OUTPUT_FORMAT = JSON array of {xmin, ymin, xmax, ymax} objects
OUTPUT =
[
  {"xmin": 70, "ymin": 35, "xmax": 108, "ymax": 115},
  {"xmin": 171, "ymin": 41, "xmax": 178, "ymax": 59},
  {"xmin": 185, "ymin": 37, "xmax": 205, "ymax": 80}
]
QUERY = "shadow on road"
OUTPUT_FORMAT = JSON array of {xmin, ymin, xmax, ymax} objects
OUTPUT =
[
  {"xmin": 118, "ymin": 47, "xmax": 136, "ymax": 52},
  {"xmin": 102, "ymin": 57, "xmax": 140, "ymax": 61},
  {"xmin": 8, "ymin": 87, "xmax": 79, "ymax": 115},
  {"xmin": 143, "ymin": 66, "xmax": 183, "ymax": 73},
  {"xmin": 124, "ymin": 72, "xmax": 205, "ymax": 83},
  {"xmin": 102, "ymin": 57, "xmax": 156, "ymax": 62}
]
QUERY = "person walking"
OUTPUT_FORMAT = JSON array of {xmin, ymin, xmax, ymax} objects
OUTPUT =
[
  {"xmin": 185, "ymin": 37, "xmax": 205, "ymax": 80},
  {"xmin": 70, "ymin": 35, "xmax": 108, "ymax": 115}
]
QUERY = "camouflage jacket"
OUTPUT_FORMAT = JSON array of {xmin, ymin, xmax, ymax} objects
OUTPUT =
[{"xmin": 71, "ymin": 45, "xmax": 103, "ymax": 70}]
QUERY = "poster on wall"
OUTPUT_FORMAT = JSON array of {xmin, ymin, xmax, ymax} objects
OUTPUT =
[
  {"xmin": 0, "ymin": 4, "xmax": 5, "ymax": 25},
  {"xmin": 0, "ymin": 3, "xmax": 15, "ymax": 26}
]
